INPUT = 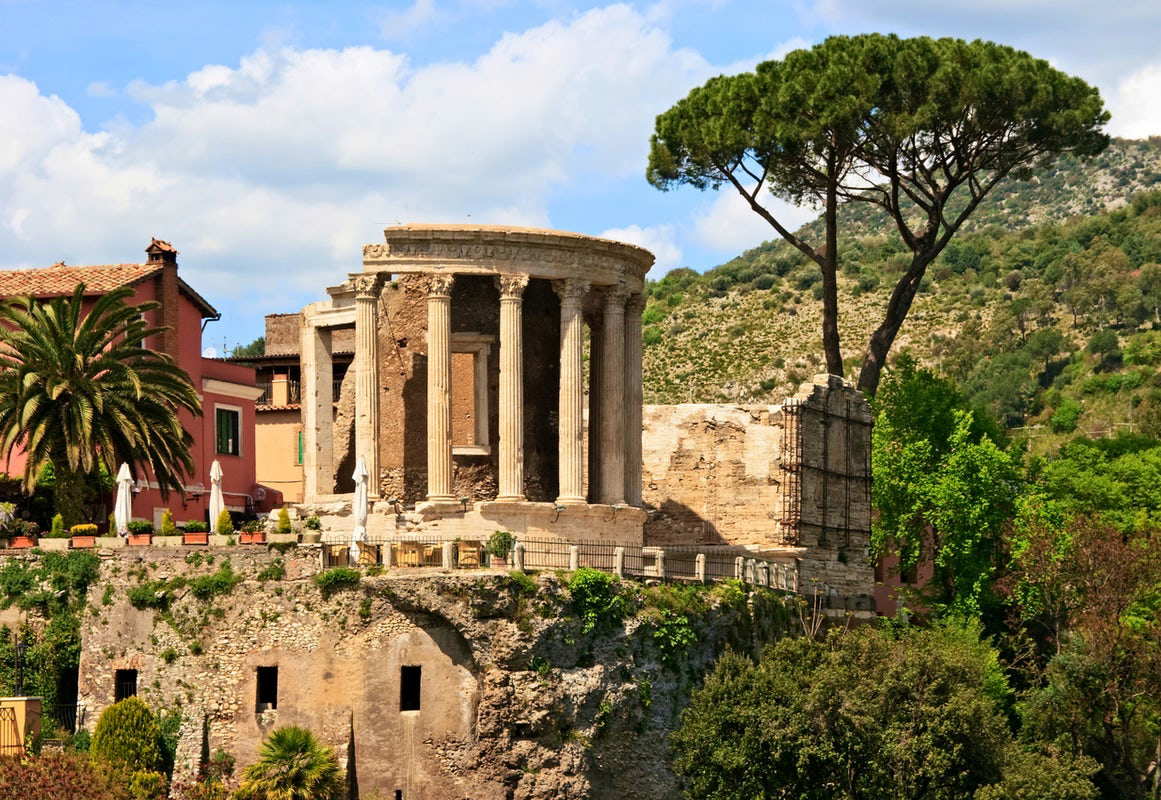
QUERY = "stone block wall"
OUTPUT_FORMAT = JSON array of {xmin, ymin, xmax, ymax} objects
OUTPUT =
[{"xmin": 641, "ymin": 376, "xmax": 874, "ymax": 600}]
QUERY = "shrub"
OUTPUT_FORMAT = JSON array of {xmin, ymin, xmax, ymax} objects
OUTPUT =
[
  {"xmin": 0, "ymin": 751, "xmax": 133, "ymax": 800},
  {"xmin": 214, "ymin": 510, "xmax": 233, "ymax": 536},
  {"xmin": 91, "ymin": 697, "xmax": 162, "ymax": 773},
  {"xmin": 126, "ymin": 520, "xmax": 153, "ymax": 536},
  {"xmin": 159, "ymin": 510, "xmax": 177, "ymax": 537},
  {"xmin": 1050, "ymin": 398, "xmax": 1083, "ymax": 433},
  {"xmin": 486, "ymin": 530, "xmax": 515, "ymax": 559},
  {"xmin": 234, "ymin": 726, "xmax": 343, "ymax": 800},
  {"xmin": 257, "ymin": 558, "xmax": 286, "ymax": 582},
  {"xmin": 240, "ymin": 519, "xmax": 263, "ymax": 533},
  {"xmin": 181, "ymin": 520, "xmax": 209, "ymax": 533},
  {"xmin": 303, "ymin": 515, "xmax": 322, "ymax": 531},
  {"xmin": 313, "ymin": 567, "xmax": 360, "ymax": 599},
  {"xmin": 508, "ymin": 570, "xmax": 537, "ymax": 596},
  {"xmin": 70, "ymin": 523, "xmax": 98, "ymax": 537},
  {"xmin": 568, "ymin": 568, "xmax": 629, "ymax": 634},
  {"xmin": 276, "ymin": 508, "xmax": 293, "ymax": 534},
  {"xmin": 51, "ymin": 513, "xmax": 66, "ymax": 538},
  {"xmin": 650, "ymin": 608, "xmax": 697, "ymax": 668},
  {"xmin": 189, "ymin": 562, "xmax": 243, "ymax": 600}
]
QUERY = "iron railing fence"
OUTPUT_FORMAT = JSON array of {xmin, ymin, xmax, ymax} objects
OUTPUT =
[{"xmin": 317, "ymin": 534, "xmax": 822, "ymax": 597}]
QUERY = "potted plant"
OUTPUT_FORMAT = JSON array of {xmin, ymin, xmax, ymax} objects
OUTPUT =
[
  {"xmin": 69, "ymin": 523, "xmax": 98, "ymax": 549},
  {"xmin": 10, "ymin": 517, "xmax": 41, "ymax": 549},
  {"xmin": 181, "ymin": 520, "xmax": 210, "ymax": 546},
  {"xmin": 300, "ymin": 512, "xmax": 321, "ymax": 544},
  {"xmin": 486, "ymin": 530, "xmax": 515, "ymax": 568},
  {"xmin": 156, "ymin": 509, "xmax": 181, "ymax": 546},
  {"xmin": 126, "ymin": 520, "xmax": 153, "ymax": 546},
  {"xmin": 214, "ymin": 509, "xmax": 235, "ymax": 545},
  {"xmin": 239, "ymin": 519, "xmax": 266, "ymax": 545}
]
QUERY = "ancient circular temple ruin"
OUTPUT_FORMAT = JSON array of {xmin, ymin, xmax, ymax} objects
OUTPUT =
[{"xmin": 299, "ymin": 224, "xmax": 654, "ymax": 541}]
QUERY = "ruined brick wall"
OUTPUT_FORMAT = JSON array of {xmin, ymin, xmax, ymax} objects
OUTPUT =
[
  {"xmin": 642, "ymin": 376, "xmax": 874, "ymax": 600},
  {"xmin": 263, "ymin": 313, "xmax": 302, "ymax": 356},
  {"xmin": 375, "ymin": 274, "xmax": 559, "ymax": 504}
]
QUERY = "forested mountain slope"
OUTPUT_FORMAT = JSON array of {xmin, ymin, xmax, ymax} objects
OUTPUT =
[{"xmin": 642, "ymin": 138, "xmax": 1161, "ymax": 451}]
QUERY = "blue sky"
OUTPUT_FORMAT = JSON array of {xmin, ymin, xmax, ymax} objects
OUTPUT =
[{"xmin": 2, "ymin": 0, "xmax": 1159, "ymax": 350}]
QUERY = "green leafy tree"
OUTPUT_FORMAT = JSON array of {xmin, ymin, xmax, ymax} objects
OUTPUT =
[
  {"xmin": 229, "ymin": 336, "xmax": 265, "ymax": 359},
  {"xmin": 91, "ymin": 698, "xmax": 163, "ymax": 774},
  {"xmin": 649, "ymin": 34, "xmax": 1108, "ymax": 394},
  {"xmin": 672, "ymin": 623, "xmax": 1095, "ymax": 800},
  {"xmin": 0, "ymin": 286, "xmax": 200, "ymax": 523},
  {"xmin": 234, "ymin": 726, "xmax": 343, "ymax": 800},
  {"xmin": 872, "ymin": 359, "xmax": 1018, "ymax": 614}
]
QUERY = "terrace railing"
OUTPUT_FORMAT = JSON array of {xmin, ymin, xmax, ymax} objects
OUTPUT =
[{"xmin": 314, "ymin": 534, "xmax": 867, "ymax": 607}]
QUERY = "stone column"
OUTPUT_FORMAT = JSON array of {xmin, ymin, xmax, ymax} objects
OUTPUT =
[
  {"xmin": 353, "ymin": 273, "xmax": 383, "ymax": 498},
  {"xmin": 587, "ymin": 311, "xmax": 603, "ymax": 503},
  {"xmin": 426, "ymin": 274, "xmax": 455, "ymax": 503},
  {"xmin": 599, "ymin": 284, "xmax": 629, "ymax": 504},
  {"xmin": 554, "ymin": 278, "xmax": 589, "ymax": 504},
  {"xmin": 623, "ymin": 292, "xmax": 644, "ymax": 506},
  {"xmin": 301, "ymin": 321, "xmax": 334, "ymax": 500},
  {"xmin": 497, "ymin": 273, "xmax": 529, "ymax": 502}
]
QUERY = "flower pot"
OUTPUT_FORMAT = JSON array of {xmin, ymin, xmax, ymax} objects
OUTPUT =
[
  {"xmin": 70, "ymin": 535, "xmax": 97, "ymax": 549},
  {"xmin": 489, "ymin": 554, "xmax": 509, "ymax": 569},
  {"xmin": 301, "ymin": 531, "xmax": 321, "ymax": 544},
  {"xmin": 239, "ymin": 530, "xmax": 266, "ymax": 545},
  {"xmin": 10, "ymin": 535, "xmax": 37, "ymax": 549},
  {"xmin": 182, "ymin": 531, "xmax": 209, "ymax": 546},
  {"xmin": 127, "ymin": 533, "xmax": 153, "ymax": 547}
]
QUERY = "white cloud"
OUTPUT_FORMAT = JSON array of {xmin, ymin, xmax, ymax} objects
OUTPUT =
[
  {"xmin": 693, "ymin": 186, "xmax": 816, "ymax": 254},
  {"xmin": 598, "ymin": 223, "xmax": 681, "ymax": 271},
  {"xmin": 1107, "ymin": 62, "xmax": 1161, "ymax": 139},
  {"xmin": 0, "ymin": 5, "xmax": 722, "ymax": 313}
]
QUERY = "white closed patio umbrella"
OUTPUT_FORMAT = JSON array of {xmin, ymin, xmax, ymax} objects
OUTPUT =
[
  {"xmin": 208, "ymin": 460, "xmax": 225, "ymax": 531},
  {"xmin": 350, "ymin": 456, "xmax": 369, "ymax": 565},
  {"xmin": 114, "ymin": 463, "xmax": 133, "ymax": 537}
]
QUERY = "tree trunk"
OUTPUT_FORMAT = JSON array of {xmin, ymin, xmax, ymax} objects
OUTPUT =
[
  {"xmin": 821, "ymin": 170, "xmax": 844, "ymax": 376},
  {"xmin": 857, "ymin": 255, "xmax": 931, "ymax": 396},
  {"xmin": 54, "ymin": 466, "xmax": 88, "ymax": 527}
]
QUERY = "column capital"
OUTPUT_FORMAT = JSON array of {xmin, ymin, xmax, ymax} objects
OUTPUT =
[
  {"xmin": 426, "ymin": 273, "xmax": 455, "ymax": 297},
  {"xmin": 495, "ymin": 272, "xmax": 530, "ymax": 299},
  {"xmin": 351, "ymin": 273, "xmax": 384, "ymax": 301},
  {"xmin": 625, "ymin": 292, "xmax": 645, "ymax": 315},
  {"xmin": 602, "ymin": 282, "xmax": 630, "ymax": 314},
  {"xmin": 552, "ymin": 277, "xmax": 590, "ymax": 305}
]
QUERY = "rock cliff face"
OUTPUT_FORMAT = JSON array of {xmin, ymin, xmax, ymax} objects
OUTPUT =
[{"xmin": 76, "ymin": 549, "xmax": 795, "ymax": 799}]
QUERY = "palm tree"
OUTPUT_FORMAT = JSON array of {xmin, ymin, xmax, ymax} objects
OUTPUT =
[
  {"xmin": 0, "ymin": 285, "xmax": 200, "ymax": 524},
  {"xmin": 235, "ymin": 726, "xmax": 344, "ymax": 800}
]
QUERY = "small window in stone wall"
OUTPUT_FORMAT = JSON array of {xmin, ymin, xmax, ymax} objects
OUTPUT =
[
  {"xmin": 256, "ymin": 666, "xmax": 278, "ymax": 711},
  {"xmin": 400, "ymin": 665, "xmax": 422, "ymax": 711},
  {"xmin": 395, "ymin": 791, "xmax": 403, "ymax": 800},
  {"xmin": 114, "ymin": 669, "xmax": 138, "ymax": 702}
]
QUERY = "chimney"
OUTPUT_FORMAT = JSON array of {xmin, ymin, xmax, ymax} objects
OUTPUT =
[
  {"xmin": 146, "ymin": 238, "xmax": 181, "ymax": 359},
  {"xmin": 145, "ymin": 237, "xmax": 178, "ymax": 265}
]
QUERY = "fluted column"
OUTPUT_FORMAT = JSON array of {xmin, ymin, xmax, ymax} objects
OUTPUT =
[
  {"xmin": 599, "ymin": 284, "xmax": 629, "ymax": 504},
  {"xmin": 426, "ymin": 274, "xmax": 455, "ymax": 502},
  {"xmin": 554, "ymin": 278, "xmax": 589, "ymax": 505},
  {"xmin": 497, "ymin": 273, "xmax": 529, "ymax": 501},
  {"xmin": 353, "ymin": 273, "xmax": 383, "ymax": 498},
  {"xmin": 624, "ymin": 292, "xmax": 644, "ymax": 506},
  {"xmin": 587, "ymin": 311, "xmax": 603, "ymax": 503}
]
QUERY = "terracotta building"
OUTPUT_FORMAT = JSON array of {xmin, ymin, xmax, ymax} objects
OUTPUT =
[{"xmin": 0, "ymin": 239, "xmax": 277, "ymax": 527}]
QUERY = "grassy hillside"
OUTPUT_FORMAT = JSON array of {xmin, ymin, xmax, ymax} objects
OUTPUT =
[{"xmin": 642, "ymin": 138, "xmax": 1161, "ymax": 452}]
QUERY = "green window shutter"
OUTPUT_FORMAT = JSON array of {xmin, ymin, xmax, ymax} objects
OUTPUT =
[{"xmin": 216, "ymin": 409, "xmax": 240, "ymax": 456}]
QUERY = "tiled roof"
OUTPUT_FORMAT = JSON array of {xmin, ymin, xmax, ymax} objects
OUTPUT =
[{"xmin": 0, "ymin": 263, "xmax": 161, "ymax": 299}]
